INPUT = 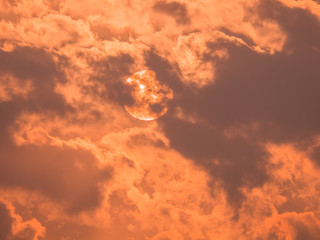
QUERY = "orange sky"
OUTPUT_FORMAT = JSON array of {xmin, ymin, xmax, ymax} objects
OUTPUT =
[{"xmin": 1, "ymin": 0, "xmax": 320, "ymax": 239}]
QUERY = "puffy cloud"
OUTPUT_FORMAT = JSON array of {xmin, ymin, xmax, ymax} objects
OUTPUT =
[
  {"xmin": 0, "ymin": 0, "xmax": 287, "ymax": 89},
  {"xmin": 0, "ymin": 74, "xmax": 32, "ymax": 102},
  {"xmin": 0, "ymin": 199, "xmax": 45, "ymax": 240},
  {"xmin": 0, "ymin": 202, "xmax": 13, "ymax": 240},
  {"xmin": 232, "ymin": 144, "xmax": 320, "ymax": 239},
  {"xmin": 277, "ymin": 0, "xmax": 320, "ymax": 22},
  {"xmin": 1, "ymin": 0, "xmax": 320, "ymax": 239}
]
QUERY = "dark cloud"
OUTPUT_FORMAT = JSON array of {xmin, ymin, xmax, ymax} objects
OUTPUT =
[
  {"xmin": 0, "ymin": 47, "xmax": 58, "ymax": 82},
  {"xmin": 44, "ymin": 222, "xmax": 105, "ymax": 240},
  {"xmin": 2, "ymin": 0, "xmax": 19, "ymax": 7},
  {"xmin": 146, "ymin": 0, "xmax": 320, "ymax": 208},
  {"xmin": 295, "ymin": 221, "xmax": 320, "ymax": 240},
  {"xmin": 0, "ymin": 145, "xmax": 112, "ymax": 213},
  {"xmin": 190, "ymin": 0, "xmax": 320, "ymax": 143},
  {"xmin": 43, "ymin": 0, "xmax": 63, "ymax": 12},
  {"xmin": 0, "ymin": 201, "xmax": 43, "ymax": 240},
  {"xmin": 161, "ymin": 117, "xmax": 268, "ymax": 208},
  {"xmin": 308, "ymin": 146, "xmax": 320, "ymax": 166},
  {"xmin": 200, "ymin": 1, "xmax": 320, "ymax": 143},
  {"xmin": 0, "ymin": 101, "xmax": 20, "ymax": 144},
  {"xmin": 0, "ymin": 93, "xmax": 110, "ymax": 215},
  {"xmin": 0, "ymin": 47, "xmax": 100, "ymax": 213},
  {"xmin": 0, "ymin": 47, "xmax": 71, "ymax": 115},
  {"xmin": 88, "ymin": 53, "xmax": 135, "ymax": 107},
  {"xmin": 0, "ymin": 46, "xmax": 112, "ymax": 215},
  {"xmin": 153, "ymin": 0, "xmax": 190, "ymax": 24},
  {"xmin": 0, "ymin": 203, "xmax": 13, "ymax": 240},
  {"xmin": 42, "ymin": 190, "xmax": 151, "ymax": 240},
  {"xmin": 150, "ymin": 102, "xmax": 165, "ymax": 114},
  {"xmin": 145, "ymin": 50, "xmax": 185, "ymax": 92},
  {"xmin": 145, "ymin": 51, "xmax": 268, "ymax": 207},
  {"xmin": 12, "ymin": 228, "xmax": 37, "ymax": 240}
]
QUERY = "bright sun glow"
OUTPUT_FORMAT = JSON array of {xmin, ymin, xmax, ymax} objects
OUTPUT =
[{"xmin": 124, "ymin": 70, "xmax": 173, "ymax": 121}]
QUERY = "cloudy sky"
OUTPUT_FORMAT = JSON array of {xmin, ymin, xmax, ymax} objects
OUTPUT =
[{"xmin": 1, "ymin": 0, "xmax": 320, "ymax": 239}]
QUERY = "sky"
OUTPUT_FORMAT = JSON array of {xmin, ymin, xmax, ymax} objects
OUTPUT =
[{"xmin": 1, "ymin": 0, "xmax": 320, "ymax": 239}]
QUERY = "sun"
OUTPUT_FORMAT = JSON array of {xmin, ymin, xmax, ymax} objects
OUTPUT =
[{"xmin": 124, "ymin": 70, "xmax": 173, "ymax": 121}]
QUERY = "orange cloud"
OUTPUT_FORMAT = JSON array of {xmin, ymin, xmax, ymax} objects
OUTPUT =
[
  {"xmin": 0, "ymin": 0, "xmax": 287, "ymax": 89},
  {"xmin": 1, "ymin": 0, "xmax": 320, "ymax": 239},
  {"xmin": 0, "ymin": 74, "xmax": 32, "ymax": 102},
  {"xmin": 277, "ymin": 0, "xmax": 320, "ymax": 22},
  {"xmin": 0, "ymin": 199, "xmax": 45, "ymax": 240}
]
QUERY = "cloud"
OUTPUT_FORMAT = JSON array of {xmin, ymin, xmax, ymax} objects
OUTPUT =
[
  {"xmin": 0, "ymin": 199, "xmax": 45, "ymax": 240},
  {"xmin": 0, "ymin": 142, "xmax": 112, "ymax": 213},
  {"xmin": 0, "ymin": 74, "xmax": 32, "ymax": 102},
  {"xmin": 276, "ymin": 0, "xmax": 320, "ymax": 23},
  {"xmin": 1, "ymin": 0, "xmax": 320, "ymax": 239},
  {"xmin": 232, "ymin": 144, "xmax": 320, "ymax": 239},
  {"xmin": 153, "ymin": 1, "xmax": 190, "ymax": 24},
  {"xmin": 0, "ymin": 202, "xmax": 13, "ymax": 240},
  {"xmin": 0, "ymin": 0, "xmax": 287, "ymax": 89}
]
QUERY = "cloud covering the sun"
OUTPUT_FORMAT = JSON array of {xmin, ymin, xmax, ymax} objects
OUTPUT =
[{"xmin": 1, "ymin": 0, "xmax": 320, "ymax": 239}]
